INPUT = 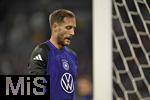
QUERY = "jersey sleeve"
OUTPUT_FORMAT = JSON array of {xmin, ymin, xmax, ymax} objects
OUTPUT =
[{"xmin": 27, "ymin": 43, "xmax": 50, "ymax": 75}]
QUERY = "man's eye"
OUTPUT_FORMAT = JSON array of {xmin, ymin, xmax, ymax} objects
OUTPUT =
[{"xmin": 66, "ymin": 26, "xmax": 72, "ymax": 30}]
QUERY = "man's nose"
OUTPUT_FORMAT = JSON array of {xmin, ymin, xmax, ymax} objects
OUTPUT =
[{"xmin": 70, "ymin": 29, "xmax": 75, "ymax": 36}]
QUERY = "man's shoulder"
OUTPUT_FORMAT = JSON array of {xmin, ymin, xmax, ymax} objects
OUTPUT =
[
  {"xmin": 28, "ymin": 42, "xmax": 50, "ymax": 75},
  {"xmin": 33, "ymin": 42, "xmax": 50, "ymax": 54},
  {"xmin": 65, "ymin": 47, "xmax": 77, "ymax": 57}
]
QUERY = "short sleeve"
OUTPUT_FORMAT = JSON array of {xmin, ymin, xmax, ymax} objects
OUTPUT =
[{"xmin": 27, "ymin": 43, "xmax": 50, "ymax": 75}]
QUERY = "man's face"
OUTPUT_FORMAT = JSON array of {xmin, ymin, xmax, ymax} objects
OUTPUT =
[{"xmin": 55, "ymin": 17, "xmax": 76, "ymax": 46}]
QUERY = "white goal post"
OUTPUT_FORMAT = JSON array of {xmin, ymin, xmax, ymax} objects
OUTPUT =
[{"xmin": 93, "ymin": 0, "xmax": 112, "ymax": 100}]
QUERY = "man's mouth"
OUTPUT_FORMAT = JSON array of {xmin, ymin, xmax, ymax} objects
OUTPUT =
[{"xmin": 65, "ymin": 36, "xmax": 72, "ymax": 40}]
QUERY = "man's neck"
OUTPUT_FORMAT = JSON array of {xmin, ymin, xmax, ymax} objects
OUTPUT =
[{"xmin": 50, "ymin": 38, "xmax": 63, "ymax": 49}]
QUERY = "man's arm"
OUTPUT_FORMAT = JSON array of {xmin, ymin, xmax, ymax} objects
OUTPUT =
[{"xmin": 27, "ymin": 43, "xmax": 50, "ymax": 75}]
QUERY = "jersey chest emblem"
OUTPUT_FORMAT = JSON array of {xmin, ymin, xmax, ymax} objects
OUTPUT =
[
  {"xmin": 61, "ymin": 59, "xmax": 69, "ymax": 71},
  {"xmin": 60, "ymin": 73, "xmax": 74, "ymax": 93}
]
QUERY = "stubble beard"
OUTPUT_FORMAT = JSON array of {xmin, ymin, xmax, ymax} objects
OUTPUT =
[{"xmin": 57, "ymin": 34, "xmax": 69, "ymax": 47}]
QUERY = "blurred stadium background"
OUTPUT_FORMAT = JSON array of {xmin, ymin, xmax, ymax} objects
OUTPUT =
[{"xmin": 0, "ymin": 0, "xmax": 93, "ymax": 99}]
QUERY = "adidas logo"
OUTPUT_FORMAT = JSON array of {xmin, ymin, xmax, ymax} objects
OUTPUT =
[{"xmin": 33, "ymin": 54, "xmax": 43, "ymax": 61}]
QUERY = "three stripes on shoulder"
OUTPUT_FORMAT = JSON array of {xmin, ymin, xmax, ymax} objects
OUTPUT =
[{"xmin": 33, "ymin": 54, "xmax": 43, "ymax": 61}]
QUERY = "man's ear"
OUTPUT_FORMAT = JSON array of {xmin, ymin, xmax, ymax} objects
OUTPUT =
[
  {"xmin": 52, "ymin": 22, "xmax": 58, "ymax": 32},
  {"xmin": 53, "ymin": 22, "xmax": 58, "ymax": 29}
]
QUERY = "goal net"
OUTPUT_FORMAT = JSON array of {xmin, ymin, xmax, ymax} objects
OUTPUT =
[{"xmin": 112, "ymin": 0, "xmax": 150, "ymax": 100}]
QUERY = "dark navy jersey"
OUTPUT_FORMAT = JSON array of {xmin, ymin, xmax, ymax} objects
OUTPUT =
[{"xmin": 28, "ymin": 40, "xmax": 78, "ymax": 100}]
